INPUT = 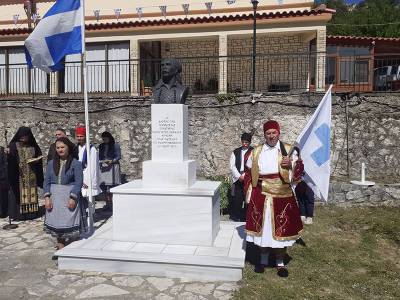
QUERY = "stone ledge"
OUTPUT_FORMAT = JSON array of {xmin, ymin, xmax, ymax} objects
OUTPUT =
[{"xmin": 326, "ymin": 181, "xmax": 400, "ymax": 206}]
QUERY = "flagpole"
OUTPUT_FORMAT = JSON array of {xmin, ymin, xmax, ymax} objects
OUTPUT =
[{"xmin": 80, "ymin": 0, "xmax": 94, "ymax": 236}]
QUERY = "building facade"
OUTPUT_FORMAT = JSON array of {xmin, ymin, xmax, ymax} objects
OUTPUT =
[{"xmin": 0, "ymin": 0, "xmax": 334, "ymax": 97}]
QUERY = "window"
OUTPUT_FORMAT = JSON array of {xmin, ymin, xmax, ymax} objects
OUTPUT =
[
  {"xmin": 0, "ymin": 47, "xmax": 48, "ymax": 95},
  {"xmin": 339, "ymin": 46, "xmax": 370, "ymax": 56},
  {"xmin": 339, "ymin": 58, "xmax": 370, "ymax": 84},
  {"xmin": 355, "ymin": 60, "xmax": 369, "ymax": 83},
  {"xmin": 327, "ymin": 46, "xmax": 337, "ymax": 54},
  {"xmin": 0, "ymin": 49, "xmax": 5, "ymax": 94},
  {"xmin": 63, "ymin": 42, "xmax": 130, "ymax": 93},
  {"xmin": 325, "ymin": 57, "xmax": 337, "ymax": 84}
]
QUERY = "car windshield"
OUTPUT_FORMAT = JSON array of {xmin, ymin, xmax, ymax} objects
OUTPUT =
[
  {"xmin": 378, "ymin": 67, "xmax": 389, "ymax": 75},
  {"xmin": 391, "ymin": 66, "xmax": 399, "ymax": 75}
]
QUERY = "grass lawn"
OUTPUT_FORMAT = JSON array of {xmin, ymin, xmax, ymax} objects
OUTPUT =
[{"xmin": 234, "ymin": 205, "xmax": 400, "ymax": 300}]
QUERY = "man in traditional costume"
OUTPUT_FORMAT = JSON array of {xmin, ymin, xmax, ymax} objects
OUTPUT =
[
  {"xmin": 229, "ymin": 132, "xmax": 253, "ymax": 221},
  {"xmin": 244, "ymin": 120, "xmax": 304, "ymax": 277},
  {"xmin": 74, "ymin": 127, "xmax": 101, "ymax": 199},
  {"xmin": 7, "ymin": 127, "xmax": 43, "ymax": 220}
]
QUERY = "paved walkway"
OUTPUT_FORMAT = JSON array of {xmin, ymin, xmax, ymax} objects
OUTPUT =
[{"xmin": 0, "ymin": 203, "xmax": 238, "ymax": 300}]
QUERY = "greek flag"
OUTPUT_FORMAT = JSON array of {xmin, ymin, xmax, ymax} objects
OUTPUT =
[
  {"xmin": 25, "ymin": 0, "xmax": 83, "ymax": 73},
  {"xmin": 296, "ymin": 85, "xmax": 332, "ymax": 201}
]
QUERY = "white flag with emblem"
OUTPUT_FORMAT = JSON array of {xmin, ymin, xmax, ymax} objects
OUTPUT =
[
  {"xmin": 25, "ymin": 0, "xmax": 83, "ymax": 73},
  {"xmin": 296, "ymin": 85, "xmax": 332, "ymax": 201}
]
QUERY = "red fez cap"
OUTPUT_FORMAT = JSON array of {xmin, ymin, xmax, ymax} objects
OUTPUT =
[
  {"xmin": 263, "ymin": 120, "xmax": 280, "ymax": 133},
  {"xmin": 76, "ymin": 127, "xmax": 86, "ymax": 136}
]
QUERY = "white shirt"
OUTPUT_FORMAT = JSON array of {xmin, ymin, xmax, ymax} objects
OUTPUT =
[
  {"xmin": 246, "ymin": 143, "xmax": 280, "ymax": 175},
  {"xmin": 78, "ymin": 144, "xmax": 101, "ymax": 197},
  {"xmin": 230, "ymin": 148, "xmax": 249, "ymax": 183}
]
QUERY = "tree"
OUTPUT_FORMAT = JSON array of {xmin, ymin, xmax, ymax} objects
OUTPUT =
[{"xmin": 315, "ymin": 0, "xmax": 400, "ymax": 37}]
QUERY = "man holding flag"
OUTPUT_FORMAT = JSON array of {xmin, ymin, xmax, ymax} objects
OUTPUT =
[
  {"xmin": 25, "ymin": 0, "xmax": 95, "ymax": 235},
  {"xmin": 244, "ymin": 120, "xmax": 304, "ymax": 277},
  {"xmin": 244, "ymin": 86, "xmax": 332, "ymax": 277}
]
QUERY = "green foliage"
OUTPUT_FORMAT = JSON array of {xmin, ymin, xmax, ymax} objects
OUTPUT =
[
  {"xmin": 316, "ymin": 0, "xmax": 400, "ymax": 38},
  {"xmin": 215, "ymin": 93, "xmax": 239, "ymax": 104},
  {"xmin": 207, "ymin": 175, "xmax": 232, "ymax": 213}
]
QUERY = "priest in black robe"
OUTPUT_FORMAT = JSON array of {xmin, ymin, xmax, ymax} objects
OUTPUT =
[{"xmin": 7, "ymin": 127, "xmax": 43, "ymax": 220}]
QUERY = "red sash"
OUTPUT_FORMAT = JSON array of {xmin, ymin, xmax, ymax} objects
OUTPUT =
[{"xmin": 245, "ymin": 184, "xmax": 303, "ymax": 239}]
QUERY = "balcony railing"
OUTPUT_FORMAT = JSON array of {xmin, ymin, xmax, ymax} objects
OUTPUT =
[{"xmin": 1, "ymin": 52, "xmax": 399, "ymax": 98}]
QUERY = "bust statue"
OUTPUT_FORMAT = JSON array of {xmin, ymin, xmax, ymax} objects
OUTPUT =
[{"xmin": 152, "ymin": 58, "xmax": 189, "ymax": 104}]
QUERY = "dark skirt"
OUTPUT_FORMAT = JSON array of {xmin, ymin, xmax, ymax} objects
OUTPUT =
[{"xmin": 100, "ymin": 163, "xmax": 121, "ymax": 192}]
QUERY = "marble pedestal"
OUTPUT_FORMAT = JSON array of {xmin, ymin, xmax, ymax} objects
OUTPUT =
[
  {"xmin": 56, "ymin": 104, "xmax": 246, "ymax": 281},
  {"xmin": 142, "ymin": 160, "xmax": 196, "ymax": 188},
  {"xmin": 56, "ymin": 220, "xmax": 246, "ymax": 282},
  {"xmin": 112, "ymin": 180, "xmax": 220, "ymax": 246}
]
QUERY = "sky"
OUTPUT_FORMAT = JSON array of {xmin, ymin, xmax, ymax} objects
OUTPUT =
[{"xmin": 345, "ymin": 0, "xmax": 364, "ymax": 4}]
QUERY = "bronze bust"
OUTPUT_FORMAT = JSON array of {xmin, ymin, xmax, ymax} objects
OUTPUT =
[{"xmin": 152, "ymin": 58, "xmax": 189, "ymax": 104}]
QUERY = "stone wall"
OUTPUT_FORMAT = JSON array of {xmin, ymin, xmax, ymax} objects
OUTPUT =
[
  {"xmin": 157, "ymin": 34, "xmax": 310, "ymax": 93},
  {"xmin": 328, "ymin": 182, "xmax": 400, "ymax": 207},
  {"xmin": 227, "ymin": 34, "xmax": 309, "ymax": 92},
  {"xmin": 0, "ymin": 92, "xmax": 399, "ymax": 204},
  {"xmin": 161, "ymin": 39, "xmax": 219, "ymax": 92}
]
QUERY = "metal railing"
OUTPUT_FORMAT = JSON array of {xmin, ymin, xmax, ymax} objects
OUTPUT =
[{"xmin": 1, "ymin": 52, "xmax": 400, "ymax": 98}]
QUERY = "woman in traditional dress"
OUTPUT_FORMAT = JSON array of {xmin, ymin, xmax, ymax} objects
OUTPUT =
[
  {"xmin": 99, "ymin": 131, "xmax": 121, "ymax": 210},
  {"xmin": 7, "ymin": 127, "xmax": 43, "ymax": 220},
  {"xmin": 43, "ymin": 137, "xmax": 83, "ymax": 251}
]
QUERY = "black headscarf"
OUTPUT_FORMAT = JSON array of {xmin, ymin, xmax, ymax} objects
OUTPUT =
[
  {"xmin": 10, "ymin": 127, "xmax": 41, "ymax": 156},
  {"xmin": 52, "ymin": 137, "xmax": 76, "ymax": 175},
  {"xmin": 99, "ymin": 131, "xmax": 115, "ymax": 160},
  {"xmin": 241, "ymin": 132, "xmax": 252, "ymax": 143},
  {"xmin": 7, "ymin": 126, "xmax": 43, "ymax": 194}
]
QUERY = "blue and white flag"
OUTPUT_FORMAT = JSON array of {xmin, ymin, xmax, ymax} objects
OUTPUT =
[
  {"xmin": 25, "ymin": 0, "xmax": 83, "ymax": 73},
  {"xmin": 296, "ymin": 85, "xmax": 332, "ymax": 201}
]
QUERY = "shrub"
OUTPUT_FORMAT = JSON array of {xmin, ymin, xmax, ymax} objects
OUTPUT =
[{"xmin": 206, "ymin": 174, "xmax": 231, "ymax": 214}]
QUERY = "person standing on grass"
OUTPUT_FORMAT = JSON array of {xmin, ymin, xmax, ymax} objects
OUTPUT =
[
  {"xmin": 229, "ymin": 132, "xmax": 253, "ymax": 221},
  {"xmin": 295, "ymin": 178, "xmax": 315, "ymax": 225},
  {"xmin": 245, "ymin": 120, "xmax": 304, "ymax": 277}
]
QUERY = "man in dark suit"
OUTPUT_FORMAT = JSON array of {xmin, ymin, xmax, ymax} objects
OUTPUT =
[
  {"xmin": 47, "ymin": 128, "xmax": 68, "ymax": 162},
  {"xmin": 229, "ymin": 133, "xmax": 253, "ymax": 221}
]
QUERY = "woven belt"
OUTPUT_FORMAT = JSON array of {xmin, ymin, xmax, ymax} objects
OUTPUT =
[{"xmin": 259, "ymin": 174, "xmax": 280, "ymax": 180}]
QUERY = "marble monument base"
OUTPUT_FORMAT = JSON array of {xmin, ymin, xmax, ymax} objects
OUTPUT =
[
  {"xmin": 112, "ymin": 180, "xmax": 220, "ymax": 246},
  {"xmin": 56, "ymin": 219, "xmax": 246, "ymax": 282},
  {"xmin": 142, "ymin": 160, "xmax": 196, "ymax": 188}
]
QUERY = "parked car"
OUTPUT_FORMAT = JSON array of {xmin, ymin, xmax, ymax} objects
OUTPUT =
[
  {"xmin": 374, "ymin": 66, "xmax": 392, "ymax": 91},
  {"xmin": 388, "ymin": 65, "xmax": 400, "ymax": 91}
]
